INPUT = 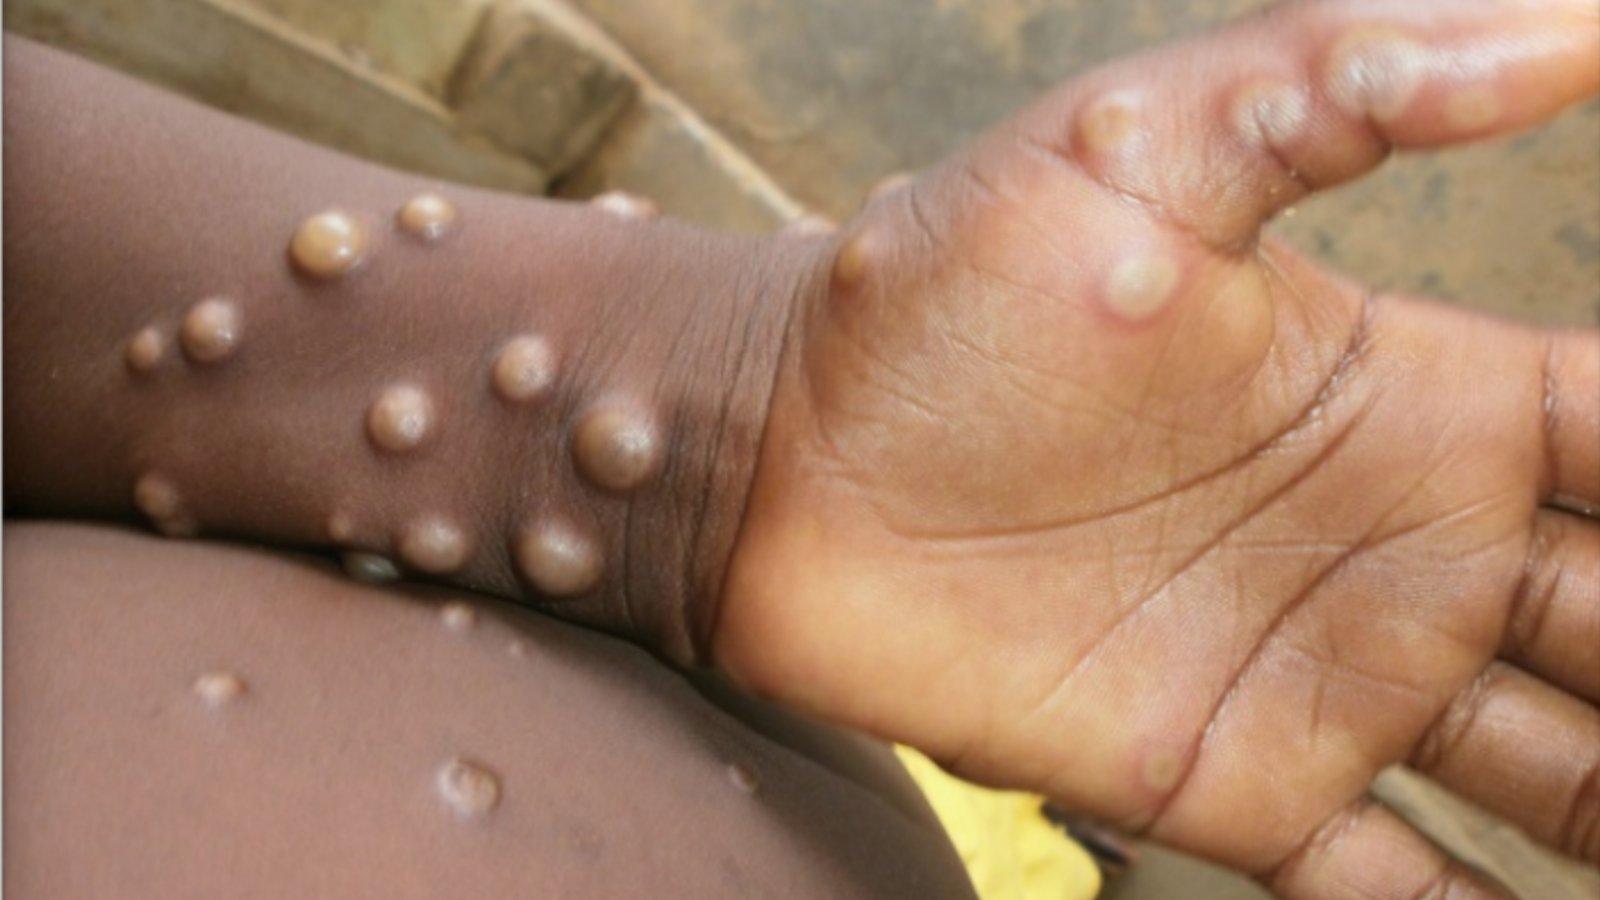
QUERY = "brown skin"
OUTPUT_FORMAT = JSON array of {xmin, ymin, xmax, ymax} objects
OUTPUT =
[
  {"xmin": 2, "ymin": 35, "xmax": 816, "ymax": 665},
  {"xmin": 3, "ymin": 523, "xmax": 972, "ymax": 899},
  {"xmin": 721, "ymin": 0, "xmax": 1600, "ymax": 895},
  {"xmin": 4, "ymin": 1, "xmax": 1599, "ymax": 895}
]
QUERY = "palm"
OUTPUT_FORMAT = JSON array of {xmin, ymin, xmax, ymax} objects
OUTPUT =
[{"xmin": 722, "ymin": 2, "xmax": 1599, "ymax": 895}]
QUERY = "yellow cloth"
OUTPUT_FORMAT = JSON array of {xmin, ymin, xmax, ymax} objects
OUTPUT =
[{"xmin": 896, "ymin": 746, "xmax": 1101, "ymax": 900}]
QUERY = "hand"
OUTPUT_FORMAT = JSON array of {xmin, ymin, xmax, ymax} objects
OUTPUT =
[{"xmin": 720, "ymin": 1, "xmax": 1600, "ymax": 895}]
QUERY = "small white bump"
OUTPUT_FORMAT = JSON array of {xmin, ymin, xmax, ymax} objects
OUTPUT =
[
  {"xmin": 591, "ymin": 191, "xmax": 658, "ymax": 220},
  {"xmin": 1326, "ymin": 32, "xmax": 1427, "ymax": 123},
  {"xmin": 397, "ymin": 193, "xmax": 458, "ymax": 241},
  {"xmin": 491, "ymin": 334, "xmax": 557, "ymax": 404},
  {"xmin": 125, "ymin": 326, "xmax": 165, "ymax": 374},
  {"xmin": 180, "ymin": 298, "xmax": 242, "ymax": 365},
  {"xmin": 290, "ymin": 210, "xmax": 369, "ymax": 279},
  {"xmin": 397, "ymin": 516, "xmax": 472, "ymax": 575},
  {"xmin": 133, "ymin": 472, "xmax": 199, "ymax": 537},
  {"xmin": 1106, "ymin": 254, "xmax": 1180, "ymax": 321},
  {"xmin": 436, "ymin": 758, "xmax": 501, "ymax": 819},
  {"xmin": 1232, "ymin": 84, "xmax": 1311, "ymax": 149},
  {"xmin": 192, "ymin": 671, "xmax": 246, "ymax": 707},
  {"xmin": 366, "ymin": 384, "xmax": 436, "ymax": 454},
  {"xmin": 440, "ymin": 601, "xmax": 477, "ymax": 632},
  {"xmin": 781, "ymin": 214, "xmax": 837, "ymax": 237},
  {"xmin": 1078, "ymin": 91, "xmax": 1144, "ymax": 154},
  {"xmin": 326, "ymin": 510, "xmax": 357, "ymax": 543},
  {"xmin": 728, "ymin": 763, "xmax": 759, "ymax": 794}
]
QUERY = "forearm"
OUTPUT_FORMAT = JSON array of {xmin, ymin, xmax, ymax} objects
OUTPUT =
[{"xmin": 2, "ymin": 37, "xmax": 823, "ymax": 664}]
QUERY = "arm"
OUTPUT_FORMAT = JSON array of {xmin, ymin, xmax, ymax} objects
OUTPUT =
[
  {"xmin": 2, "ymin": 35, "xmax": 824, "ymax": 665},
  {"xmin": 8, "ymin": 4, "xmax": 1600, "ymax": 895}
]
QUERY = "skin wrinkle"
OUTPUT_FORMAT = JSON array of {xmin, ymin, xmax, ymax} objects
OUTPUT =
[
  {"xmin": 953, "ymin": 143, "xmax": 1082, "ymax": 275},
  {"xmin": 1014, "ymin": 133, "xmax": 1219, "ymax": 258},
  {"xmin": 615, "ymin": 278, "xmax": 704, "ymax": 640},
  {"xmin": 1538, "ymin": 331, "xmax": 1562, "ymax": 500},
  {"xmin": 1561, "ymin": 757, "xmax": 1600, "ymax": 859},
  {"xmin": 1267, "ymin": 799, "xmax": 1369, "ymax": 885},
  {"xmin": 931, "ymin": 325, "xmax": 1150, "ymax": 435},
  {"xmin": 683, "ymin": 264, "xmax": 764, "ymax": 652},
  {"xmin": 4, "ymin": 33, "xmax": 821, "ymax": 663},
  {"xmin": 1265, "ymin": 801, "xmax": 1493, "ymax": 897},
  {"xmin": 1147, "ymin": 447, "xmax": 1460, "ymax": 837},
  {"xmin": 888, "ymin": 281, "xmax": 1372, "ymax": 545},
  {"xmin": 10, "ymin": 6, "xmax": 1600, "ymax": 885},
  {"xmin": 1233, "ymin": 84, "xmax": 1317, "ymax": 212},
  {"xmin": 1504, "ymin": 512, "xmax": 1564, "ymax": 659},
  {"xmin": 1025, "ymin": 390, "xmax": 1378, "ymax": 780},
  {"xmin": 1411, "ymin": 665, "xmax": 1500, "ymax": 775},
  {"xmin": 706, "ymin": 255, "xmax": 821, "ymax": 661}
]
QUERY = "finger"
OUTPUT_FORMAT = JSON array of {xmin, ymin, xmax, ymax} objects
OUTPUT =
[
  {"xmin": 1008, "ymin": 0, "xmax": 1600, "ymax": 249},
  {"xmin": 1502, "ymin": 511, "xmax": 1600, "ymax": 700},
  {"xmin": 1539, "ymin": 329, "xmax": 1600, "ymax": 513},
  {"xmin": 1411, "ymin": 663, "xmax": 1600, "ymax": 863},
  {"xmin": 1268, "ymin": 798, "xmax": 1505, "ymax": 899}
]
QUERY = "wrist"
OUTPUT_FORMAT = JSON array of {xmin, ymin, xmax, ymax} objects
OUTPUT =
[{"xmin": 540, "ymin": 223, "xmax": 829, "ymax": 665}]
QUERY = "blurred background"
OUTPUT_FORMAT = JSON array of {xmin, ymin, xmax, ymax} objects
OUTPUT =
[{"xmin": 10, "ymin": 0, "xmax": 1596, "ymax": 896}]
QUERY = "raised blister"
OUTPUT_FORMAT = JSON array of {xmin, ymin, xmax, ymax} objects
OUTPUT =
[
  {"xmin": 290, "ymin": 210, "xmax": 369, "ymax": 279},
  {"xmin": 436, "ymin": 757, "xmax": 501, "ymax": 819},
  {"xmin": 366, "ymin": 384, "xmax": 436, "ymax": 454},
  {"xmin": 398, "ymin": 193, "xmax": 458, "ymax": 241},
  {"xmin": 180, "ymin": 297, "xmax": 242, "ymax": 364},
  {"xmin": 125, "ymin": 326, "xmax": 166, "ymax": 374},
  {"xmin": 491, "ymin": 334, "xmax": 557, "ymax": 404},
  {"xmin": 515, "ymin": 518, "xmax": 603, "ymax": 598},
  {"xmin": 1106, "ymin": 254, "xmax": 1180, "ymax": 322},
  {"xmin": 398, "ymin": 516, "xmax": 472, "ymax": 575},
  {"xmin": 573, "ymin": 404, "xmax": 662, "ymax": 493}
]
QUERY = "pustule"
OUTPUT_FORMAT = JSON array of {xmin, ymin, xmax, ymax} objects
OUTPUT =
[
  {"xmin": 397, "ymin": 193, "xmax": 458, "ymax": 241},
  {"xmin": 1077, "ymin": 90, "xmax": 1145, "ymax": 155},
  {"xmin": 490, "ymin": 334, "xmax": 557, "ymax": 405},
  {"xmin": 124, "ymin": 326, "xmax": 165, "ymax": 374},
  {"xmin": 179, "ymin": 297, "xmax": 242, "ymax": 364},
  {"xmin": 1105, "ymin": 253, "xmax": 1180, "ymax": 322},
  {"xmin": 397, "ymin": 515, "xmax": 473, "ymax": 575},
  {"xmin": 1325, "ymin": 29, "xmax": 1428, "ymax": 123},
  {"xmin": 1230, "ymin": 82, "xmax": 1311, "ymax": 150},
  {"xmin": 514, "ymin": 517, "xmax": 603, "ymax": 599},
  {"xmin": 366, "ymin": 384, "xmax": 436, "ymax": 454},
  {"xmin": 591, "ymin": 190, "xmax": 659, "ymax": 220},
  {"xmin": 572, "ymin": 403, "xmax": 663, "ymax": 494},
  {"xmin": 290, "ymin": 210, "xmax": 370, "ymax": 279},
  {"xmin": 133, "ymin": 471, "xmax": 198, "ymax": 537}
]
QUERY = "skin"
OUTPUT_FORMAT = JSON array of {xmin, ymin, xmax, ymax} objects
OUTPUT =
[
  {"xmin": 4, "ymin": 2, "xmax": 1598, "ymax": 895},
  {"xmin": 3, "ymin": 523, "xmax": 969, "ymax": 898},
  {"xmin": 3, "ymin": 35, "xmax": 810, "ymax": 666},
  {"xmin": 722, "ymin": 1, "xmax": 1600, "ymax": 895}
]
